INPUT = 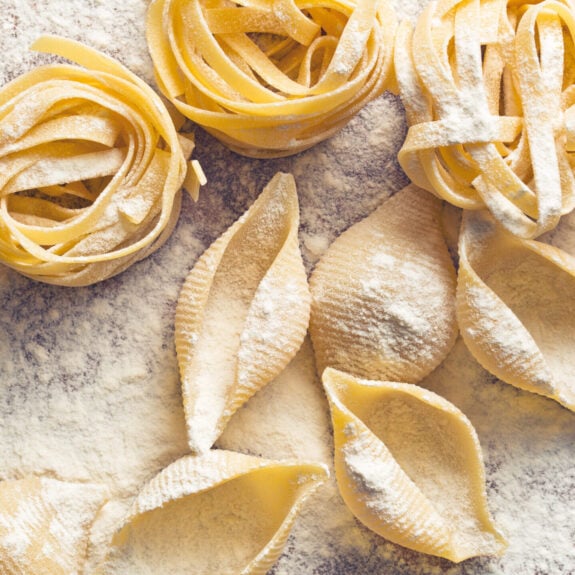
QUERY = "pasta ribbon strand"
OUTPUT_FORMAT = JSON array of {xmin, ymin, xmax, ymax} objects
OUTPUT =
[
  {"xmin": 0, "ymin": 36, "xmax": 203, "ymax": 286},
  {"xmin": 397, "ymin": 0, "xmax": 575, "ymax": 238},
  {"xmin": 147, "ymin": 0, "xmax": 396, "ymax": 157}
]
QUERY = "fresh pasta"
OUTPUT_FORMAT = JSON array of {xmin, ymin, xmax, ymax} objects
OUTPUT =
[
  {"xmin": 396, "ymin": 0, "xmax": 575, "ymax": 239},
  {"xmin": 0, "ymin": 36, "xmax": 203, "ymax": 286},
  {"xmin": 0, "ymin": 477, "xmax": 108, "ymax": 575},
  {"xmin": 457, "ymin": 208, "xmax": 575, "ymax": 411},
  {"xmin": 309, "ymin": 184, "xmax": 458, "ymax": 384},
  {"xmin": 146, "ymin": 0, "xmax": 397, "ymax": 157},
  {"xmin": 175, "ymin": 173, "xmax": 311, "ymax": 453},
  {"xmin": 94, "ymin": 451, "xmax": 328, "ymax": 575},
  {"xmin": 323, "ymin": 368, "xmax": 507, "ymax": 562}
]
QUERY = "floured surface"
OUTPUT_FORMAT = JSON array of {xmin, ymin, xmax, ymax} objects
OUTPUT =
[{"xmin": 0, "ymin": 1, "xmax": 574, "ymax": 574}]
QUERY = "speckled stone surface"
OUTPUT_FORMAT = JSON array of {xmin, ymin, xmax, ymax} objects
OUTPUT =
[{"xmin": 1, "ymin": 1, "xmax": 574, "ymax": 574}]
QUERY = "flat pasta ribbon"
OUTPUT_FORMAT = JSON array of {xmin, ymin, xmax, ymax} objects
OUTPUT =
[
  {"xmin": 322, "ymin": 368, "xmax": 507, "ymax": 562},
  {"xmin": 396, "ymin": 0, "xmax": 575, "ymax": 239},
  {"xmin": 309, "ymin": 184, "xmax": 458, "ymax": 384},
  {"xmin": 146, "ymin": 0, "xmax": 397, "ymax": 157},
  {"xmin": 457, "ymin": 208, "xmax": 575, "ymax": 411},
  {"xmin": 93, "ymin": 451, "xmax": 328, "ymax": 575},
  {"xmin": 0, "ymin": 36, "xmax": 204, "ymax": 286}
]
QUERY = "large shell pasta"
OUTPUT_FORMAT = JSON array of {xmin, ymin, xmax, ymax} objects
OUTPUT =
[
  {"xmin": 322, "ymin": 368, "xmax": 507, "ymax": 562},
  {"xmin": 396, "ymin": 0, "xmax": 575, "ymax": 239},
  {"xmin": 457, "ymin": 209, "xmax": 575, "ymax": 411},
  {"xmin": 175, "ymin": 172, "xmax": 311, "ymax": 453},
  {"xmin": 0, "ymin": 477, "xmax": 108, "ymax": 575},
  {"xmin": 95, "ymin": 450, "xmax": 328, "ymax": 575},
  {"xmin": 146, "ymin": 0, "xmax": 396, "ymax": 157},
  {"xmin": 309, "ymin": 184, "xmax": 458, "ymax": 384},
  {"xmin": 0, "ymin": 36, "xmax": 200, "ymax": 286}
]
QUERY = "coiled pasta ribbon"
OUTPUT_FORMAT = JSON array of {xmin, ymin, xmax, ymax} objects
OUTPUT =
[
  {"xmin": 396, "ymin": 0, "xmax": 575, "ymax": 239},
  {"xmin": 146, "ymin": 0, "xmax": 396, "ymax": 157},
  {"xmin": 0, "ymin": 36, "xmax": 204, "ymax": 286}
]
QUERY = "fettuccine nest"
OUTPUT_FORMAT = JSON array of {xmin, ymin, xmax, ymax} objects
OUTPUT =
[
  {"xmin": 146, "ymin": 0, "xmax": 397, "ymax": 158},
  {"xmin": 0, "ymin": 36, "xmax": 203, "ymax": 286}
]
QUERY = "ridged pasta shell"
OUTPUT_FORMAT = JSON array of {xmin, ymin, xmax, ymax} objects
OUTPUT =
[
  {"xmin": 322, "ymin": 368, "xmax": 507, "ymax": 562},
  {"xmin": 95, "ymin": 450, "xmax": 328, "ymax": 575},
  {"xmin": 0, "ymin": 476, "xmax": 108, "ymax": 575},
  {"xmin": 175, "ymin": 172, "xmax": 311, "ymax": 453},
  {"xmin": 309, "ymin": 184, "xmax": 458, "ymax": 383},
  {"xmin": 457, "ymin": 209, "xmax": 575, "ymax": 410}
]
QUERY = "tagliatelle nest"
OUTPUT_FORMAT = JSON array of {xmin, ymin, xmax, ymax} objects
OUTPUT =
[
  {"xmin": 146, "ymin": 0, "xmax": 397, "ymax": 158},
  {"xmin": 396, "ymin": 0, "xmax": 575, "ymax": 239},
  {"xmin": 0, "ymin": 36, "xmax": 204, "ymax": 287}
]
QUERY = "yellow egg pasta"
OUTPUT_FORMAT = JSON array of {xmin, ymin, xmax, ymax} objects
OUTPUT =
[
  {"xmin": 0, "ymin": 477, "xmax": 108, "ymax": 575},
  {"xmin": 322, "ymin": 368, "xmax": 507, "ymax": 562},
  {"xmin": 396, "ymin": 0, "xmax": 575, "ymax": 239},
  {"xmin": 0, "ymin": 35, "xmax": 202, "ymax": 286},
  {"xmin": 146, "ymin": 0, "xmax": 397, "ymax": 157},
  {"xmin": 94, "ymin": 451, "xmax": 328, "ymax": 575},
  {"xmin": 309, "ymin": 184, "xmax": 458, "ymax": 384},
  {"xmin": 457, "ymin": 209, "xmax": 575, "ymax": 411},
  {"xmin": 175, "ymin": 172, "xmax": 311, "ymax": 453}
]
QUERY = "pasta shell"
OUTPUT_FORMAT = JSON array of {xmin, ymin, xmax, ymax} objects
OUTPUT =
[
  {"xmin": 457, "ymin": 209, "xmax": 575, "ymax": 410},
  {"xmin": 309, "ymin": 184, "xmax": 458, "ymax": 384},
  {"xmin": 0, "ymin": 476, "xmax": 108, "ymax": 575},
  {"xmin": 322, "ymin": 368, "xmax": 507, "ymax": 562},
  {"xmin": 0, "ymin": 36, "xmax": 200, "ymax": 286},
  {"xmin": 95, "ymin": 450, "xmax": 328, "ymax": 575},
  {"xmin": 175, "ymin": 172, "xmax": 311, "ymax": 453}
]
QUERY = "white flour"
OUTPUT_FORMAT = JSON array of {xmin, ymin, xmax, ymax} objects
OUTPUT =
[{"xmin": 0, "ymin": 1, "xmax": 574, "ymax": 574}]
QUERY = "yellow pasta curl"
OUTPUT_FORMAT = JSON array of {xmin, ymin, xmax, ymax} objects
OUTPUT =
[
  {"xmin": 396, "ymin": 0, "xmax": 575, "ymax": 239},
  {"xmin": 146, "ymin": 0, "xmax": 397, "ymax": 158},
  {"xmin": 0, "ymin": 36, "xmax": 202, "ymax": 286}
]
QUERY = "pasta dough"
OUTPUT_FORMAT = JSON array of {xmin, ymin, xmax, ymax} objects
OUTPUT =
[
  {"xmin": 457, "ymin": 208, "xmax": 575, "ymax": 411},
  {"xmin": 323, "ymin": 368, "xmax": 507, "ymax": 562},
  {"xmin": 94, "ymin": 451, "xmax": 328, "ymax": 575},
  {"xmin": 0, "ymin": 36, "xmax": 202, "ymax": 286},
  {"xmin": 309, "ymin": 184, "xmax": 458, "ymax": 384},
  {"xmin": 396, "ymin": 0, "xmax": 575, "ymax": 239},
  {"xmin": 175, "ymin": 172, "xmax": 311, "ymax": 453},
  {"xmin": 146, "ymin": 0, "xmax": 397, "ymax": 157}
]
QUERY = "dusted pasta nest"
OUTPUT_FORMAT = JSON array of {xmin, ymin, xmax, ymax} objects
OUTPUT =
[
  {"xmin": 396, "ymin": 0, "xmax": 575, "ymax": 239},
  {"xmin": 0, "ymin": 36, "xmax": 203, "ymax": 286},
  {"xmin": 146, "ymin": 0, "xmax": 397, "ymax": 158}
]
